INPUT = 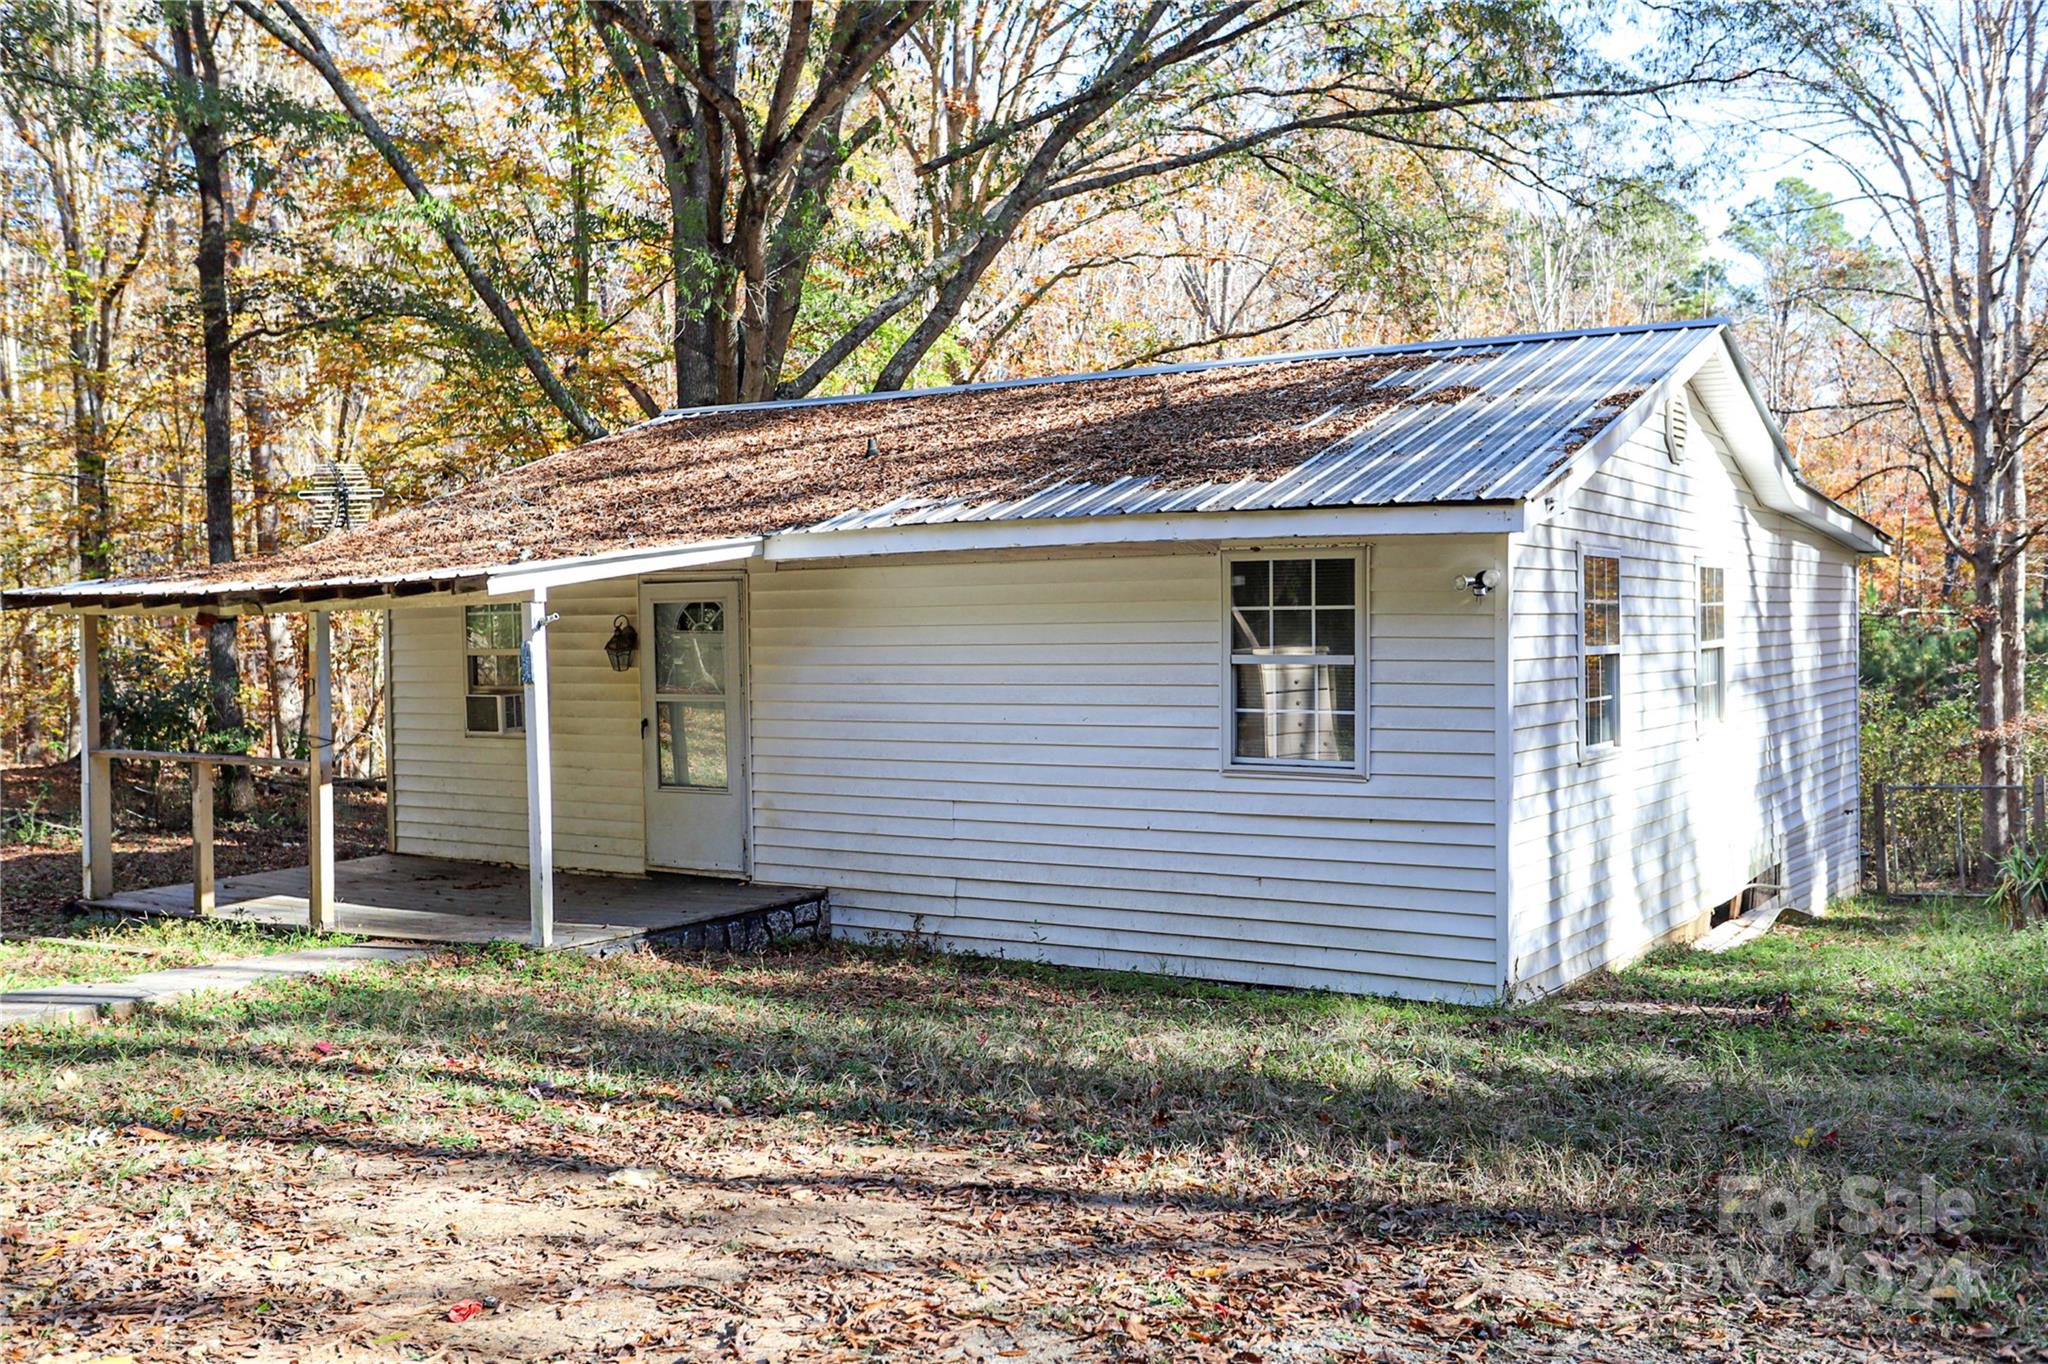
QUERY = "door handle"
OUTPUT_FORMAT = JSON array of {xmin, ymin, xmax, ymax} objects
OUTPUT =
[{"xmin": 641, "ymin": 717, "xmax": 650, "ymax": 735}]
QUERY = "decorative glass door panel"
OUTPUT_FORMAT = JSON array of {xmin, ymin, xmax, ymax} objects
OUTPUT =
[{"xmin": 653, "ymin": 600, "xmax": 729, "ymax": 789}]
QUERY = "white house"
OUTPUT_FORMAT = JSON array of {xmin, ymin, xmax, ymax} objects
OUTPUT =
[{"xmin": 6, "ymin": 320, "xmax": 1885, "ymax": 1001}]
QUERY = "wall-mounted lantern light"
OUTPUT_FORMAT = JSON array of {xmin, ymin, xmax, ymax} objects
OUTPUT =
[
  {"xmin": 604, "ymin": 615, "xmax": 639, "ymax": 671},
  {"xmin": 1454, "ymin": 569, "xmax": 1500, "ymax": 599}
]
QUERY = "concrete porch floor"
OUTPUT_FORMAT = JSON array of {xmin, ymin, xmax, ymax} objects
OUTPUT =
[{"xmin": 88, "ymin": 852, "xmax": 828, "ymax": 953}]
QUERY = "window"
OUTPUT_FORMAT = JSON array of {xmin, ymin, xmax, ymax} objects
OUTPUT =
[
  {"xmin": 1582, "ymin": 554, "xmax": 1621, "ymax": 750},
  {"xmin": 651, "ymin": 599, "xmax": 729, "ymax": 788},
  {"xmin": 1227, "ymin": 555, "xmax": 1359, "ymax": 768},
  {"xmin": 1698, "ymin": 565, "xmax": 1726, "ymax": 725},
  {"xmin": 464, "ymin": 602, "xmax": 525, "ymax": 734}
]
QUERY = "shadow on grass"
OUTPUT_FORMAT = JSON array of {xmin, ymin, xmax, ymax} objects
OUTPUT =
[{"xmin": 6, "ymin": 923, "xmax": 2045, "ymax": 1262}]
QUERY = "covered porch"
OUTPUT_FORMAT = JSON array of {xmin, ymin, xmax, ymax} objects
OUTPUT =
[
  {"xmin": 28, "ymin": 537, "xmax": 793, "ymax": 952},
  {"xmin": 90, "ymin": 852, "xmax": 828, "ymax": 954}
]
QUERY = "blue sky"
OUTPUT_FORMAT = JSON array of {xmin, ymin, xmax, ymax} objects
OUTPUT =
[{"xmin": 1598, "ymin": 4, "xmax": 1881, "ymax": 279}]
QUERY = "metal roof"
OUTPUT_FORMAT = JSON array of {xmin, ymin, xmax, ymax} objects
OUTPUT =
[
  {"xmin": 4, "ymin": 319, "xmax": 1883, "ymax": 612},
  {"xmin": 780, "ymin": 320, "xmax": 1721, "ymax": 534}
]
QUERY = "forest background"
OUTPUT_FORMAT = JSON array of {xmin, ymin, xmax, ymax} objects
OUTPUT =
[{"xmin": 0, "ymin": 0, "xmax": 2039, "ymax": 862}]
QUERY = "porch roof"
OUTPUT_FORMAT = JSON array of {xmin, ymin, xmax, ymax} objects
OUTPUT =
[{"xmin": 2, "ymin": 319, "xmax": 1886, "ymax": 614}]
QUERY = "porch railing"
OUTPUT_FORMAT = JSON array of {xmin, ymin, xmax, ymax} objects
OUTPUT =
[
  {"xmin": 80, "ymin": 609, "xmax": 339, "ymax": 930},
  {"xmin": 92, "ymin": 750, "xmax": 312, "ymax": 915}
]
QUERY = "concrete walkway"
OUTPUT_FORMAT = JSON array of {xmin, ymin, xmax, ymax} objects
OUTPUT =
[{"xmin": 0, "ymin": 944, "xmax": 425, "ymax": 1030}]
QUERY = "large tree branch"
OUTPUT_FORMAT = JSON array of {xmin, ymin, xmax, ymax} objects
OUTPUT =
[{"xmin": 234, "ymin": 0, "xmax": 605, "ymax": 439}]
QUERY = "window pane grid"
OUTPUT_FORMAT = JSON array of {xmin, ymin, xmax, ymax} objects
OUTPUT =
[
  {"xmin": 1699, "ymin": 566, "xmax": 1725, "ymax": 644},
  {"xmin": 465, "ymin": 604, "xmax": 524, "ymax": 734},
  {"xmin": 1228, "ymin": 556, "xmax": 1359, "ymax": 766},
  {"xmin": 1582, "ymin": 555, "xmax": 1621, "ymax": 750},
  {"xmin": 1698, "ymin": 565, "xmax": 1727, "ymax": 724}
]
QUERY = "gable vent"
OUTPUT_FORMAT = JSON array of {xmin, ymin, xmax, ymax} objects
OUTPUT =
[{"xmin": 1665, "ymin": 389, "xmax": 1692, "ymax": 464}]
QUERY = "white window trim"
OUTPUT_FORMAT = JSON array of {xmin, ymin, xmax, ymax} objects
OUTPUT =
[
  {"xmin": 1576, "ymin": 544, "xmax": 1624, "ymax": 763},
  {"xmin": 463, "ymin": 602, "xmax": 526, "ymax": 738},
  {"xmin": 1217, "ymin": 547, "xmax": 1369, "ymax": 779},
  {"xmin": 1697, "ymin": 560, "xmax": 1727, "ymax": 732}
]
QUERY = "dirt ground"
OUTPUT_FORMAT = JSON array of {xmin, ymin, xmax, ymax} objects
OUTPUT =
[
  {"xmin": 4, "ymin": 1095, "xmax": 2000, "ymax": 1363},
  {"xmin": 1, "ymin": 761, "xmax": 386, "ymax": 940}
]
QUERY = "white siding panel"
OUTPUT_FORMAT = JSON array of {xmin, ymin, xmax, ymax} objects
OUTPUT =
[
  {"xmin": 747, "ymin": 542, "xmax": 1506, "ymax": 1001},
  {"xmin": 389, "ymin": 581, "xmax": 644, "ymax": 874},
  {"xmin": 1507, "ymin": 399, "xmax": 1862, "ymax": 997}
]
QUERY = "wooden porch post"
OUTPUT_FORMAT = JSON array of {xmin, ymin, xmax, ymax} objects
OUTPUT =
[
  {"xmin": 77, "ymin": 613, "xmax": 113, "ymax": 901},
  {"xmin": 524, "ymin": 589, "xmax": 555, "ymax": 949},
  {"xmin": 191, "ymin": 759, "xmax": 215, "ymax": 914},
  {"xmin": 307, "ymin": 609, "xmax": 336, "ymax": 931}
]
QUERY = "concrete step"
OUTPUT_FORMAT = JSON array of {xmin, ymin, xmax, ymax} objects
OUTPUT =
[{"xmin": 1, "ymin": 944, "xmax": 426, "ymax": 1030}]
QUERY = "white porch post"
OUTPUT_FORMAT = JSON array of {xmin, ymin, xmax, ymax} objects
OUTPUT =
[
  {"xmin": 307, "ymin": 609, "xmax": 336, "ymax": 931},
  {"xmin": 523, "ymin": 588, "xmax": 555, "ymax": 949},
  {"xmin": 381, "ymin": 608, "xmax": 396, "ymax": 853},
  {"xmin": 77, "ymin": 614, "xmax": 113, "ymax": 901}
]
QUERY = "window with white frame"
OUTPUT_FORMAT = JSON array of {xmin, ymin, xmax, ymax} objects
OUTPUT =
[
  {"xmin": 1698, "ymin": 565, "xmax": 1726, "ymax": 724},
  {"xmin": 1227, "ymin": 555, "xmax": 1360, "ymax": 768},
  {"xmin": 1582, "ymin": 554, "xmax": 1621, "ymax": 749},
  {"xmin": 464, "ymin": 602, "xmax": 526, "ymax": 734}
]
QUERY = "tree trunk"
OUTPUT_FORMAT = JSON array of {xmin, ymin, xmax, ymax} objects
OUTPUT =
[
  {"xmin": 1998, "ymin": 459, "xmax": 2028, "ymax": 850},
  {"xmin": 1974, "ymin": 551, "xmax": 2014, "ymax": 874},
  {"xmin": 172, "ymin": 0, "xmax": 253, "ymax": 813}
]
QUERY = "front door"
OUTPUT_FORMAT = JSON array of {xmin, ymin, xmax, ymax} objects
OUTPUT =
[{"xmin": 641, "ymin": 581, "xmax": 747, "ymax": 874}]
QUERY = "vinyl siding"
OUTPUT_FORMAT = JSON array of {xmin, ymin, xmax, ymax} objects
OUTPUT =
[
  {"xmin": 746, "ymin": 541, "xmax": 1506, "ymax": 1001},
  {"xmin": 1506, "ymin": 395, "xmax": 1861, "ymax": 996},
  {"xmin": 388, "ymin": 581, "xmax": 644, "ymax": 874}
]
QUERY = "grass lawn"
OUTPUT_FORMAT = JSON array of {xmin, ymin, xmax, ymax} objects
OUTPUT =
[
  {"xmin": 0, "ymin": 895, "xmax": 2041, "ymax": 1361},
  {"xmin": 1, "ymin": 762, "xmax": 385, "ymax": 994},
  {"xmin": 0, "ymin": 917, "xmax": 357, "ymax": 993}
]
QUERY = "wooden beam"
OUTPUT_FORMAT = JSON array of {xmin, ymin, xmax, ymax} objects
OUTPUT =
[
  {"xmin": 308, "ymin": 608, "xmax": 336, "ymax": 931},
  {"xmin": 94, "ymin": 748, "xmax": 309, "ymax": 769},
  {"xmin": 77, "ymin": 614, "xmax": 113, "ymax": 901},
  {"xmin": 523, "ymin": 589, "xmax": 556, "ymax": 949},
  {"xmin": 192, "ymin": 760, "xmax": 215, "ymax": 915}
]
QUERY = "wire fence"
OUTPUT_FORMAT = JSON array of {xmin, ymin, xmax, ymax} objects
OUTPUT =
[{"xmin": 1871, "ymin": 778, "xmax": 2045, "ymax": 897}]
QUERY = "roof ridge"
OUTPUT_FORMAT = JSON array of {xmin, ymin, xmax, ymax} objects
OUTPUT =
[{"xmin": 636, "ymin": 318, "xmax": 1731, "ymax": 430}]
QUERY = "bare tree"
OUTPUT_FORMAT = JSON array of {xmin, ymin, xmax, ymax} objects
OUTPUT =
[{"xmin": 1768, "ymin": 0, "xmax": 2048, "ymax": 870}]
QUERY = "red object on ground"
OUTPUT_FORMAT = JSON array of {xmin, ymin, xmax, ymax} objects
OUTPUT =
[{"xmin": 446, "ymin": 1300, "xmax": 484, "ymax": 1323}]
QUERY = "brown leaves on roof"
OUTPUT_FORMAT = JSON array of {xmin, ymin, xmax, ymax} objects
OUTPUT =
[
  {"xmin": 134, "ymin": 354, "xmax": 1433, "ymax": 591},
  {"xmin": 1558, "ymin": 386, "xmax": 1652, "ymax": 456}
]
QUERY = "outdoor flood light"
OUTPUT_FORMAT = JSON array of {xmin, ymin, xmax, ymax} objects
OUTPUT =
[
  {"xmin": 604, "ymin": 615, "xmax": 639, "ymax": 671},
  {"xmin": 1455, "ymin": 569, "xmax": 1499, "ymax": 598}
]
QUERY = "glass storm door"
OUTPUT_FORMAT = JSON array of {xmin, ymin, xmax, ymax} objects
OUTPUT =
[{"xmin": 641, "ymin": 582, "xmax": 747, "ymax": 874}]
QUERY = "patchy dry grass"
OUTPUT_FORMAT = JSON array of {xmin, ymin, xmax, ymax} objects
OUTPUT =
[
  {"xmin": 0, "ymin": 917, "xmax": 354, "ymax": 993},
  {"xmin": 0, "ymin": 896, "xmax": 2040, "ymax": 1360}
]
